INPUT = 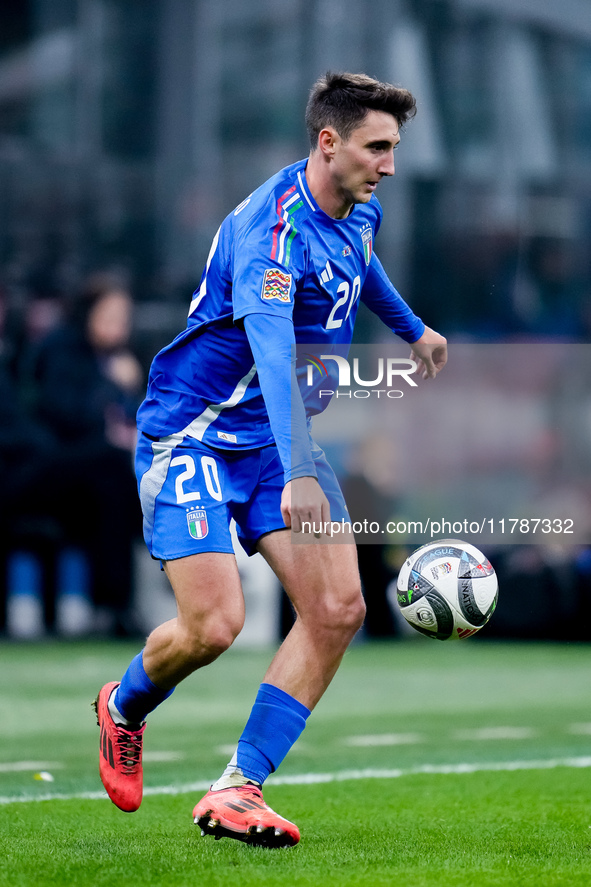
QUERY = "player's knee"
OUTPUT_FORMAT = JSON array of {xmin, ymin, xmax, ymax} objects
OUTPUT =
[
  {"xmin": 179, "ymin": 612, "xmax": 243, "ymax": 666},
  {"xmin": 311, "ymin": 584, "xmax": 366, "ymax": 639},
  {"xmin": 343, "ymin": 592, "xmax": 366, "ymax": 636},
  {"xmin": 205, "ymin": 615, "xmax": 243, "ymax": 658}
]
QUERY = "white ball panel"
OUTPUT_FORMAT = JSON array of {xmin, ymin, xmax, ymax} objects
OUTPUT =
[
  {"xmin": 402, "ymin": 598, "xmax": 438, "ymax": 630},
  {"xmin": 395, "ymin": 539, "xmax": 497, "ymax": 640},
  {"xmin": 472, "ymin": 574, "xmax": 498, "ymax": 611}
]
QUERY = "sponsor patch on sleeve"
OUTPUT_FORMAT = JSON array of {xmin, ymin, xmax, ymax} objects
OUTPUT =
[{"xmin": 261, "ymin": 268, "xmax": 292, "ymax": 303}]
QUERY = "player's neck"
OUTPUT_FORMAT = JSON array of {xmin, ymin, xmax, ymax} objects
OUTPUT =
[{"xmin": 305, "ymin": 154, "xmax": 353, "ymax": 220}]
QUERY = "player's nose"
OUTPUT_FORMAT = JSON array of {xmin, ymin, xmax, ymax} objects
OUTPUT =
[{"xmin": 378, "ymin": 149, "xmax": 395, "ymax": 177}]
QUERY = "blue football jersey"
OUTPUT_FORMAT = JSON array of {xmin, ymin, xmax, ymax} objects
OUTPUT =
[{"xmin": 136, "ymin": 159, "xmax": 423, "ymax": 470}]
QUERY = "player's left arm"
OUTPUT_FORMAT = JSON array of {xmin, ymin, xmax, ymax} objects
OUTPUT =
[
  {"xmin": 360, "ymin": 253, "xmax": 424, "ymax": 341},
  {"xmin": 361, "ymin": 253, "xmax": 447, "ymax": 379},
  {"xmin": 242, "ymin": 312, "xmax": 331, "ymax": 534}
]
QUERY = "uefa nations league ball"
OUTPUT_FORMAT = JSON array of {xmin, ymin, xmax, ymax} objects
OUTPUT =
[{"xmin": 396, "ymin": 539, "xmax": 498, "ymax": 640}]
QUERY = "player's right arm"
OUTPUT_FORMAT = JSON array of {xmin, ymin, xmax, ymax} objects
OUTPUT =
[{"xmin": 242, "ymin": 312, "xmax": 330, "ymax": 533}]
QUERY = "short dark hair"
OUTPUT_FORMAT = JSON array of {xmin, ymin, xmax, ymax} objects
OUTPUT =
[{"xmin": 305, "ymin": 72, "xmax": 417, "ymax": 149}]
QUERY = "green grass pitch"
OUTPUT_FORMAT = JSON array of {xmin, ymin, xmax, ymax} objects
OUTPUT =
[{"xmin": 1, "ymin": 638, "xmax": 591, "ymax": 886}]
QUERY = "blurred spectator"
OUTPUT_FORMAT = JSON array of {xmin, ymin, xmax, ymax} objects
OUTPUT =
[
  {"xmin": 13, "ymin": 272, "xmax": 144, "ymax": 636},
  {"xmin": 24, "ymin": 296, "xmax": 63, "ymax": 344},
  {"xmin": 0, "ymin": 285, "xmax": 56, "ymax": 633},
  {"xmin": 31, "ymin": 272, "xmax": 142, "ymax": 447},
  {"xmin": 14, "ymin": 274, "xmax": 66, "ymax": 414}
]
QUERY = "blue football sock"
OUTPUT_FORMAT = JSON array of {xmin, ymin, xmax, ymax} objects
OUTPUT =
[
  {"xmin": 114, "ymin": 652, "xmax": 174, "ymax": 724},
  {"xmin": 235, "ymin": 683, "xmax": 311, "ymax": 785}
]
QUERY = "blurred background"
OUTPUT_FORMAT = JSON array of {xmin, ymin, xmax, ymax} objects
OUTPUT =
[{"xmin": 1, "ymin": 0, "xmax": 590, "ymax": 644}]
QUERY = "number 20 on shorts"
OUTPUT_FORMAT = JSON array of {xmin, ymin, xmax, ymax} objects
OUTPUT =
[{"xmin": 170, "ymin": 454, "xmax": 222, "ymax": 504}]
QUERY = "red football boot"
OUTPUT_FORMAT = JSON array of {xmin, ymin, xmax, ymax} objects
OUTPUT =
[
  {"xmin": 193, "ymin": 784, "xmax": 300, "ymax": 848},
  {"xmin": 93, "ymin": 681, "xmax": 145, "ymax": 813}
]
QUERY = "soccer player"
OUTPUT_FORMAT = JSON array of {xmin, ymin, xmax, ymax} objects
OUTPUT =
[{"xmin": 94, "ymin": 72, "xmax": 447, "ymax": 847}]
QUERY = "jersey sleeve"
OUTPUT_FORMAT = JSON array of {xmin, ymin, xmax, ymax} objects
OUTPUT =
[
  {"xmin": 231, "ymin": 197, "xmax": 307, "ymax": 324},
  {"xmin": 243, "ymin": 312, "xmax": 316, "ymax": 484},
  {"xmin": 361, "ymin": 252, "xmax": 425, "ymax": 343}
]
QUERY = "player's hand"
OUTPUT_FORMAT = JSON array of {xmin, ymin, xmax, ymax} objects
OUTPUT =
[
  {"xmin": 281, "ymin": 477, "xmax": 332, "ymax": 537},
  {"xmin": 410, "ymin": 326, "xmax": 447, "ymax": 380}
]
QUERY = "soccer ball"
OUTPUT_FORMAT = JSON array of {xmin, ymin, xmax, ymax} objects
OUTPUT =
[{"xmin": 396, "ymin": 539, "xmax": 498, "ymax": 640}]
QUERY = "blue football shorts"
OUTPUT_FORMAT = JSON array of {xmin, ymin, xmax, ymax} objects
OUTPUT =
[{"xmin": 135, "ymin": 431, "xmax": 350, "ymax": 560}]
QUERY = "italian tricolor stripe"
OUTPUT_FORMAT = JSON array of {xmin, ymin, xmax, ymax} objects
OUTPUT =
[{"xmin": 271, "ymin": 186, "xmax": 303, "ymax": 266}]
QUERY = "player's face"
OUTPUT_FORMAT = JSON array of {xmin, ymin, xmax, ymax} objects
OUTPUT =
[{"xmin": 328, "ymin": 110, "xmax": 400, "ymax": 215}]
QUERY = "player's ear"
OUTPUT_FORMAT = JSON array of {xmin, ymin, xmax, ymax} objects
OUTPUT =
[{"xmin": 317, "ymin": 127, "xmax": 338, "ymax": 157}]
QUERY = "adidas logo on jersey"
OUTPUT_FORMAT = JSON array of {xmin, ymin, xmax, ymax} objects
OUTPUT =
[{"xmin": 320, "ymin": 261, "xmax": 333, "ymax": 285}]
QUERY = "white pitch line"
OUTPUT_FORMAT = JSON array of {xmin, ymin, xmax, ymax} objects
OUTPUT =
[
  {"xmin": 142, "ymin": 751, "xmax": 185, "ymax": 763},
  {"xmin": 216, "ymin": 742, "xmax": 310, "ymax": 756},
  {"xmin": 215, "ymin": 744, "xmax": 238, "ymax": 756},
  {"xmin": 0, "ymin": 762, "xmax": 64, "ymax": 773},
  {"xmin": 453, "ymin": 727, "xmax": 537, "ymax": 741},
  {"xmin": 569, "ymin": 723, "xmax": 591, "ymax": 735},
  {"xmin": 344, "ymin": 733, "xmax": 424, "ymax": 747},
  {"xmin": 2, "ymin": 756, "xmax": 591, "ymax": 805}
]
